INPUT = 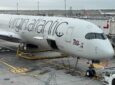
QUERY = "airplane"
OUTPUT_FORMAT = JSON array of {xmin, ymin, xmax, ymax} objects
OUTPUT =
[{"xmin": 0, "ymin": 14, "xmax": 114, "ymax": 61}]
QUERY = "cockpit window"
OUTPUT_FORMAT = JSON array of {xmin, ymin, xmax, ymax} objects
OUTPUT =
[{"xmin": 85, "ymin": 33, "xmax": 107, "ymax": 40}]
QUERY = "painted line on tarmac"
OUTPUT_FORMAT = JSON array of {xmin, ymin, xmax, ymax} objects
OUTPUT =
[{"xmin": 0, "ymin": 60, "xmax": 28, "ymax": 74}]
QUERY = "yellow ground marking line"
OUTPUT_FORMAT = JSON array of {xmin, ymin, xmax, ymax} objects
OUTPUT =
[
  {"xmin": 17, "ymin": 51, "xmax": 68, "ymax": 60},
  {"xmin": 16, "ymin": 47, "xmax": 68, "ymax": 60},
  {"xmin": 0, "ymin": 60, "xmax": 28, "ymax": 74},
  {"xmin": 0, "ymin": 59, "xmax": 49, "ymax": 77},
  {"xmin": 93, "ymin": 64, "xmax": 104, "ymax": 69}
]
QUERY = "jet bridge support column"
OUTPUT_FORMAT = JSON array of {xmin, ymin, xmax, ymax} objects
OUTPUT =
[{"xmin": 73, "ymin": 57, "xmax": 80, "ymax": 72}]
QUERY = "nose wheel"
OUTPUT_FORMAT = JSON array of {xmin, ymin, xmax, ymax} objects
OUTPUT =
[
  {"xmin": 86, "ymin": 64, "xmax": 96, "ymax": 78},
  {"xmin": 86, "ymin": 60, "xmax": 96, "ymax": 78}
]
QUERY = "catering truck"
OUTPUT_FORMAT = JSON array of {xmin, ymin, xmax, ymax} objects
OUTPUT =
[{"xmin": 101, "ymin": 67, "xmax": 115, "ymax": 85}]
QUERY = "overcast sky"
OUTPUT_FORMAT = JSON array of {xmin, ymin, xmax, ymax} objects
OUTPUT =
[{"xmin": 0, "ymin": 0, "xmax": 115, "ymax": 10}]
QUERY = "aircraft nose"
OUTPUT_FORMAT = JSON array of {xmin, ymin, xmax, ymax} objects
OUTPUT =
[
  {"xmin": 107, "ymin": 48, "xmax": 115, "ymax": 58},
  {"xmin": 96, "ymin": 45, "xmax": 114, "ymax": 59},
  {"xmin": 96, "ymin": 40, "xmax": 115, "ymax": 59},
  {"xmin": 102, "ymin": 47, "xmax": 114, "ymax": 58}
]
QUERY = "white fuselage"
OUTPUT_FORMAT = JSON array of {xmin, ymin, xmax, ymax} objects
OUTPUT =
[{"xmin": 0, "ymin": 14, "xmax": 114, "ymax": 59}]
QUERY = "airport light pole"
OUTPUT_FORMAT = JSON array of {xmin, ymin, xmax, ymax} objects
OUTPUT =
[
  {"xmin": 17, "ymin": 2, "xmax": 19, "ymax": 14},
  {"xmin": 64, "ymin": 0, "xmax": 67, "ymax": 16},
  {"xmin": 37, "ymin": 0, "xmax": 39, "ymax": 15},
  {"xmin": 16, "ymin": 0, "xmax": 20, "ymax": 15}
]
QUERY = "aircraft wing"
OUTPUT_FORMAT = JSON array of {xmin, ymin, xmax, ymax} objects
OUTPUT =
[{"xmin": 0, "ymin": 30, "xmax": 22, "ymax": 42}]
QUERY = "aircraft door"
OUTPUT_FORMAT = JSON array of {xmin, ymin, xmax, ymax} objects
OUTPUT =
[{"xmin": 65, "ymin": 27, "xmax": 73, "ymax": 42}]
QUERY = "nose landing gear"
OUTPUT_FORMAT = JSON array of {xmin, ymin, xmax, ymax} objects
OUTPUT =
[
  {"xmin": 86, "ymin": 64, "xmax": 96, "ymax": 78},
  {"xmin": 86, "ymin": 60, "xmax": 98, "ymax": 78}
]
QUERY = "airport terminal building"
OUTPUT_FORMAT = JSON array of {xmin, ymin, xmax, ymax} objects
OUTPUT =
[{"xmin": 0, "ymin": 9, "xmax": 115, "ymax": 18}]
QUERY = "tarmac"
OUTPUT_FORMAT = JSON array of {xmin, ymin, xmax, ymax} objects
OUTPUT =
[{"xmin": 0, "ymin": 40, "xmax": 114, "ymax": 85}]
